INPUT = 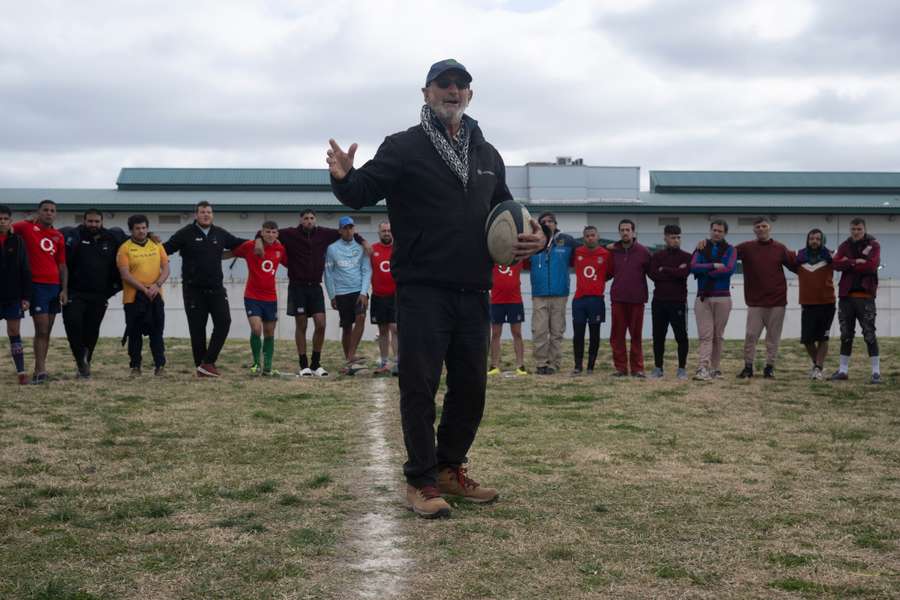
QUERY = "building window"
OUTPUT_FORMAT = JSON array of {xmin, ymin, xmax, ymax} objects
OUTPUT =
[{"xmin": 159, "ymin": 215, "xmax": 181, "ymax": 225}]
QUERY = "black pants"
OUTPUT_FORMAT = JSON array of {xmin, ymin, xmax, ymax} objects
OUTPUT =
[
  {"xmin": 62, "ymin": 293, "xmax": 108, "ymax": 367},
  {"xmin": 397, "ymin": 284, "xmax": 489, "ymax": 487},
  {"xmin": 183, "ymin": 286, "xmax": 231, "ymax": 366},
  {"xmin": 838, "ymin": 297, "xmax": 879, "ymax": 357},
  {"xmin": 651, "ymin": 301, "xmax": 689, "ymax": 369},
  {"xmin": 124, "ymin": 300, "xmax": 166, "ymax": 369},
  {"xmin": 572, "ymin": 322, "xmax": 600, "ymax": 370}
]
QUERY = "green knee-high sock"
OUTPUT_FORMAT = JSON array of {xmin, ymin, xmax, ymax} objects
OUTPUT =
[
  {"xmin": 263, "ymin": 337, "xmax": 275, "ymax": 371},
  {"xmin": 250, "ymin": 334, "xmax": 262, "ymax": 367}
]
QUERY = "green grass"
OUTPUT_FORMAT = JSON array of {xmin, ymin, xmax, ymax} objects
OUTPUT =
[{"xmin": 1, "ymin": 337, "xmax": 899, "ymax": 599}]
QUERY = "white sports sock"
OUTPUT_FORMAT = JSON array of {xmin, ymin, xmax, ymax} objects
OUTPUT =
[
  {"xmin": 839, "ymin": 355, "xmax": 850, "ymax": 374},
  {"xmin": 871, "ymin": 356, "xmax": 880, "ymax": 375}
]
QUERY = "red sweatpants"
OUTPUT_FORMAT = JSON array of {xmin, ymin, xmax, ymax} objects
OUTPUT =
[{"xmin": 610, "ymin": 302, "xmax": 645, "ymax": 374}]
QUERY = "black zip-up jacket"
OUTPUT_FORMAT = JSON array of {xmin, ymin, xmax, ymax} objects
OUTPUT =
[
  {"xmin": 331, "ymin": 115, "xmax": 512, "ymax": 290},
  {"xmin": 163, "ymin": 222, "xmax": 245, "ymax": 290},
  {"xmin": 63, "ymin": 225, "xmax": 127, "ymax": 298},
  {"xmin": 0, "ymin": 232, "xmax": 32, "ymax": 303}
]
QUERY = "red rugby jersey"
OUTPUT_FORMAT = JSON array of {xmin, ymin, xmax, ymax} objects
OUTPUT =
[
  {"xmin": 490, "ymin": 262, "xmax": 524, "ymax": 304},
  {"xmin": 12, "ymin": 221, "xmax": 66, "ymax": 284},
  {"xmin": 370, "ymin": 242, "xmax": 396, "ymax": 297},
  {"xmin": 233, "ymin": 240, "xmax": 286, "ymax": 302},
  {"xmin": 573, "ymin": 245, "xmax": 610, "ymax": 299}
]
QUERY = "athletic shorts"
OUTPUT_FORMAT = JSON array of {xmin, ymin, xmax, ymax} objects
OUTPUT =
[
  {"xmin": 30, "ymin": 283, "xmax": 61, "ymax": 316},
  {"xmin": 287, "ymin": 282, "xmax": 325, "ymax": 317},
  {"xmin": 572, "ymin": 295, "xmax": 606, "ymax": 325},
  {"xmin": 245, "ymin": 298, "xmax": 278, "ymax": 322},
  {"xmin": 801, "ymin": 303, "xmax": 836, "ymax": 344},
  {"xmin": 335, "ymin": 292, "xmax": 366, "ymax": 328},
  {"xmin": 0, "ymin": 301, "xmax": 24, "ymax": 321},
  {"xmin": 370, "ymin": 294, "xmax": 396, "ymax": 325},
  {"xmin": 490, "ymin": 302, "xmax": 525, "ymax": 325}
]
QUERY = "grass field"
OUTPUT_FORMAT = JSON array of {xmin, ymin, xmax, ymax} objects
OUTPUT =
[{"xmin": 1, "ymin": 335, "xmax": 898, "ymax": 599}]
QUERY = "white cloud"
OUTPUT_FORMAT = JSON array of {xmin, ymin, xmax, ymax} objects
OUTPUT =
[{"xmin": 1, "ymin": 0, "xmax": 900, "ymax": 190}]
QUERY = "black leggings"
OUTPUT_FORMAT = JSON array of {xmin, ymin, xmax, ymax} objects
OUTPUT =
[{"xmin": 573, "ymin": 322, "xmax": 600, "ymax": 370}]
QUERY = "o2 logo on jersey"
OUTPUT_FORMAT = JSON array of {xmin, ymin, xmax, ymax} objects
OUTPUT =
[
  {"xmin": 261, "ymin": 260, "xmax": 276, "ymax": 274},
  {"xmin": 582, "ymin": 265, "xmax": 597, "ymax": 281},
  {"xmin": 379, "ymin": 260, "xmax": 390, "ymax": 273},
  {"xmin": 497, "ymin": 265, "xmax": 512, "ymax": 277},
  {"xmin": 40, "ymin": 237, "xmax": 56, "ymax": 254}
]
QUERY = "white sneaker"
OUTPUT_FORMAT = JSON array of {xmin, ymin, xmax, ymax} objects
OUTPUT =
[
  {"xmin": 297, "ymin": 367, "xmax": 313, "ymax": 377},
  {"xmin": 812, "ymin": 367, "xmax": 824, "ymax": 381},
  {"xmin": 313, "ymin": 366, "xmax": 329, "ymax": 377},
  {"xmin": 693, "ymin": 367, "xmax": 711, "ymax": 381}
]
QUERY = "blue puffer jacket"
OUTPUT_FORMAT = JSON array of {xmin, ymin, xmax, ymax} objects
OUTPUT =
[{"xmin": 529, "ymin": 232, "xmax": 577, "ymax": 297}]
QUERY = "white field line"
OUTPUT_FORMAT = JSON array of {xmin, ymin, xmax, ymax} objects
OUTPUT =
[{"xmin": 350, "ymin": 378, "xmax": 411, "ymax": 599}]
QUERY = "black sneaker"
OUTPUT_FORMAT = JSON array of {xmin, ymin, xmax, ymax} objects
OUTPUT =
[
  {"xmin": 31, "ymin": 372, "xmax": 49, "ymax": 385},
  {"xmin": 870, "ymin": 373, "xmax": 883, "ymax": 385},
  {"xmin": 763, "ymin": 365, "xmax": 775, "ymax": 379},
  {"xmin": 612, "ymin": 371, "xmax": 628, "ymax": 378},
  {"xmin": 571, "ymin": 367, "xmax": 583, "ymax": 376},
  {"xmin": 829, "ymin": 370, "xmax": 848, "ymax": 381},
  {"xmin": 737, "ymin": 365, "xmax": 753, "ymax": 379}
]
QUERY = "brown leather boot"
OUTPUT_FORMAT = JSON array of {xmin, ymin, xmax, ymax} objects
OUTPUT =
[
  {"xmin": 437, "ymin": 466, "xmax": 499, "ymax": 503},
  {"xmin": 405, "ymin": 484, "xmax": 451, "ymax": 519}
]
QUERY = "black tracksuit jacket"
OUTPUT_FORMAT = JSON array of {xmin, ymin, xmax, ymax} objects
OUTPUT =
[
  {"xmin": 331, "ymin": 114, "xmax": 513, "ymax": 291},
  {"xmin": 163, "ymin": 222, "xmax": 245, "ymax": 289},
  {"xmin": 63, "ymin": 225, "xmax": 127, "ymax": 298},
  {"xmin": 0, "ymin": 232, "xmax": 32, "ymax": 303}
]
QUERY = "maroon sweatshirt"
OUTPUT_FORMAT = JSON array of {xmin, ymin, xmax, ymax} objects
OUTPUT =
[
  {"xmin": 833, "ymin": 235, "xmax": 880, "ymax": 298},
  {"xmin": 736, "ymin": 239, "xmax": 795, "ymax": 307},
  {"xmin": 278, "ymin": 225, "xmax": 364, "ymax": 284},
  {"xmin": 648, "ymin": 247, "xmax": 692, "ymax": 304},
  {"xmin": 608, "ymin": 240, "xmax": 651, "ymax": 304}
]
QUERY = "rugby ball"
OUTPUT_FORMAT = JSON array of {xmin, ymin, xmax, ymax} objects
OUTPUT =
[{"xmin": 485, "ymin": 200, "xmax": 531, "ymax": 266}]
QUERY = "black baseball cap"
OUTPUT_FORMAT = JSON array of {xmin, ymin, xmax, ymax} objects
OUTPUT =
[{"xmin": 425, "ymin": 59, "xmax": 472, "ymax": 86}]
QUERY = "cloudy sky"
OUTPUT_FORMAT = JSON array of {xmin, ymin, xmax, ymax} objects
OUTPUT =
[{"xmin": 3, "ymin": 0, "xmax": 899, "ymax": 190}]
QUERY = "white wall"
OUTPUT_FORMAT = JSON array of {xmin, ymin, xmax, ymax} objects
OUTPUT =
[{"xmin": 21, "ymin": 278, "xmax": 900, "ymax": 342}]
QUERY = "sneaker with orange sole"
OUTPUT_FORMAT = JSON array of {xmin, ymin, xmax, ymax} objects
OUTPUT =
[
  {"xmin": 405, "ymin": 484, "xmax": 451, "ymax": 519},
  {"xmin": 437, "ymin": 466, "xmax": 499, "ymax": 504}
]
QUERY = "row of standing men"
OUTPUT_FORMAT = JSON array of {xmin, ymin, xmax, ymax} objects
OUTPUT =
[
  {"xmin": 0, "ymin": 202, "xmax": 884, "ymax": 385},
  {"xmin": 0, "ymin": 200, "xmax": 401, "ymax": 383},
  {"xmin": 489, "ymin": 211, "xmax": 884, "ymax": 384}
]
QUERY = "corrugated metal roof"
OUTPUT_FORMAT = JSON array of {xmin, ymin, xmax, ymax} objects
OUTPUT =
[
  {"xmin": 2, "ymin": 188, "xmax": 898, "ymax": 214},
  {"xmin": 116, "ymin": 168, "xmax": 331, "ymax": 190},
  {"xmin": 651, "ymin": 170, "xmax": 900, "ymax": 193},
  {"xmin": 0, "ymin": 189, "xmax": 383, "ymax": 212}
]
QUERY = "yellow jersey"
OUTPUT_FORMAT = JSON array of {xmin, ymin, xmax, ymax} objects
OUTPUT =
[{"xmin": 116, "ymin": 239, "xmax": 169, "ymax": 304}]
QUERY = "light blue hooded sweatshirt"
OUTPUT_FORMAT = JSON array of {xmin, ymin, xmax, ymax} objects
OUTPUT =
[{"xmin": 324, "ymin": 238, "xmax": 371, "ymax": 299}]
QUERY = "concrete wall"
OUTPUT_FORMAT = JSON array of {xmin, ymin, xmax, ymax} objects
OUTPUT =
[
  {"xmin": 21, "ymin": 278, "xmax": 900, "ymax": 343},
  {"xmin": 15, "ymin": 210, "xmax": 898, "ymax": 342}
]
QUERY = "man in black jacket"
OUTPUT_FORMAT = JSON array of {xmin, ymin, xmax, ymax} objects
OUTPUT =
[
  {"xmin": 61, "ymin": 209, "xmax": 127, "ymax": 378},
  {"xmin": 0, "ymin": 205, "xmax": 32, "ymax": 385},
  {"xmin": 328, "ymin": 59, "xmax": 544, "ymax": 518},
  {"xmin": 164, "ymin": 201, "xmax": 246, "ymax": 377}
]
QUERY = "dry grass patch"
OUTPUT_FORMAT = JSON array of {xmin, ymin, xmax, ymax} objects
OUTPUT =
[{"xmin": 1, "ymin": 336, "xmax": 899, "ymax": 599}]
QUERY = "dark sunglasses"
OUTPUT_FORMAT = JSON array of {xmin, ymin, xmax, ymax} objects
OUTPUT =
[{"xmin": 434, "ymin": 77, "xmax": 470, "ymax": 90}]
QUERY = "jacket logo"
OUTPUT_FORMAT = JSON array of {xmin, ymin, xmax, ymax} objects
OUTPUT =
[
  {"xmin": 39, "ymin": 238, "xmax": 56, "ymax": 254},
  {"xmin": 477, "ymin": 169, "xmax": 495, "ymax": 176},
  {"xmin": 195, "ymin": 237, "xmax": 203, "ymax": 241},
  {"xmin": 556, "ymin": 239, "xmax": 565, "ymax": 247}
]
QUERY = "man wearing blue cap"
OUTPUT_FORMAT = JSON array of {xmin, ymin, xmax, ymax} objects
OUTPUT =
[
  {"xmin": 327, "ymin": 59, "xmax": 545, "ymax": 518},
  {"xmin": 324, "ymin": 216, "xmax": 371, "ymax": 375}
]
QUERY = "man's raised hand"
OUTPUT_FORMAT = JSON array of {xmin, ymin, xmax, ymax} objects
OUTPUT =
[{"xmin": 327, "ymin": 139, "xmax": 358, "ymax": 181}]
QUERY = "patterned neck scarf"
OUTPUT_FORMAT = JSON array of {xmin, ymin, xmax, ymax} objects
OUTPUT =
[{"xmin": 421, "ymin": 104, "xmax": 470, "ymax": 186}]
